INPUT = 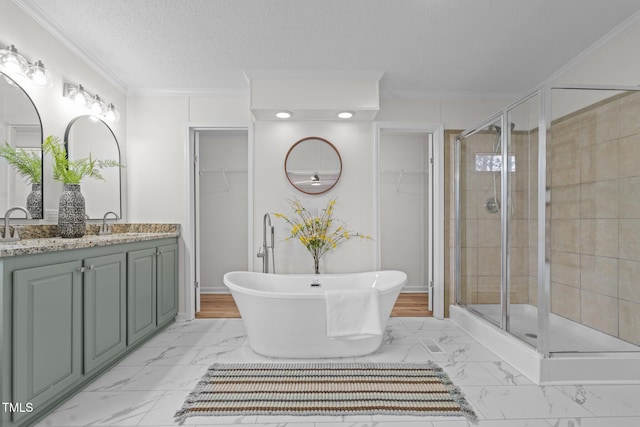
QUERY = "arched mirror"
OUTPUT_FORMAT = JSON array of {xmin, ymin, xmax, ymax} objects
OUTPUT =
[
  {"xmin": 0, "ymin": 72, "xmax": 43, "ymax": 219},
  {"xmin": 285, "ymin": 137, "xmax": 342, "ymax": 195},
  {"xmin": 65, "ymin": 115, "xmax": 121, "ymax": 219}
]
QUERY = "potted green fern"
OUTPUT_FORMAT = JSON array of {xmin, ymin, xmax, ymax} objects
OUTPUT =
[
  {"xmin": 0, "ymin": 142, "xmax": 43, "ymax": 219},
  {"xmin": 43, "ymin": 135, "xmax": 122, "ymax": 238}
]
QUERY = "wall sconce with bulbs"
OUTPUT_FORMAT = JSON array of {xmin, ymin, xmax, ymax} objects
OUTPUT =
[
  {"xmin": 63, "ymin": 83, "xmax": 120, "ymax": 122},
  {"xmin": 0, "ymin": 44, "xmax": 53, "ymax": 87}
]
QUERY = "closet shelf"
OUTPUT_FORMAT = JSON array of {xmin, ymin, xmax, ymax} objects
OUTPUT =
[
  {"xmin": 199, "ymin": 169, "xmax": 248, "ymax": 192},
  {"xmin": 380, "ymin": 169, "xmax": 428, "ymax": 192}
]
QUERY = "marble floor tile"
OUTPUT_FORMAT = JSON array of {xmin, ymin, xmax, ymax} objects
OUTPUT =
[
  {"xmin": 33, "ymin": 390, "xmax": 164, "ymax": 426},
  {"xmin": 118, "ymin": 364, "xmax": 208, "ymax": 391},
  {"xmin": 461, "ymin": 385, "xmax": 594, "ymax": 420},
  {"xmin": 35, "ymin": 316, "xmax": 640, "ymax": 427},
  {"xmin": 547, "ymin": 417, "xmax": 640, "ymax": 427},
  {"xmin": 555, "ymin": 384, "xmax": 640, "ymax": 417}
]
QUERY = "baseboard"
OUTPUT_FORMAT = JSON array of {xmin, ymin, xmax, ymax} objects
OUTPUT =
[
  {"xmin": 401, "ymin": 286, "xmax": 429, "ymax": 293},
  {"xmin": 200, "ymin": 287, "xmax": 229, "ymax": 294}
]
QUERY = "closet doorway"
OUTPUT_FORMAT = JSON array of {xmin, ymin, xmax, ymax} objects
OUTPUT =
[
  {"xmin": 377, "ymin": 125, "xmax": 442, "ymax": 317},
  {"xmin": 193, "ymin": 129, "xmax": 249, "ymax": 313}
]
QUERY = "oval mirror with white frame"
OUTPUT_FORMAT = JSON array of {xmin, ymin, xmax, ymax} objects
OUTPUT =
[
  {"xmin": 64, "ymin": 115, "xmax": 121, "ymax": 219},
  {"xmin": 0, "ymin": 72, "xmax": 43, "ymax": 219},
  {"xmin": 285, "ymin": 137, "xmax": 342, "ymax": 195}
]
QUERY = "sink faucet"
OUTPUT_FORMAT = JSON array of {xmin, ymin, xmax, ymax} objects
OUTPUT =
[
  {"xmin": 2, "ymin": 207, "xmax": 31, "ymax": 242},
  {"xmin": 99, "ymin": 211, "xmax": 119, "ymax": 235}
]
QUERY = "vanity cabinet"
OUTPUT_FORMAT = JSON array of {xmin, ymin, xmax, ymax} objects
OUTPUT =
[
  {"xmin": 83, "ymin": 253, "xmax": 127, "ymax": 375},
  {"xmin": 12, "ymin": 261, "xmax": 83, "ymax": 424},
  {"xmin": 1, "ymin": 237, "xmax": 178, "ymax": 427},
  {"xmin": 127, "ymin": 243, "xmax": 178, "ymax": 346},
  {"xmin": 156, "ymin": 244, "xmax": 179, "ymax": 325}
]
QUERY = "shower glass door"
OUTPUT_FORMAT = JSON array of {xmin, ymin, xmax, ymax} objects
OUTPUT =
[
  {"xmin": 456, "ymin": 116, "xmax": 504, "ymax": 327},
  {"xmin": 506, "ymin": 94, "xmax": 540, "ymax": 347}
]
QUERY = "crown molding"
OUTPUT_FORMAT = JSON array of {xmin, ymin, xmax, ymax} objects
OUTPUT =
[
  {"xmin": 380, "ymin": 88, "xmax": 522, "ymax": 101},
  {"xmin": 12, "ymin": 0, "xmax": 128, "ymax": 93},
  {"xmin": 127, "ymin": 87, "xmax": 250, "ymax": 97},
  {"xmin": 541, "ymin": 7, "xmax": 640, "ymax": 87},
  {"xmin": 244, "ymin": 69, "xmax": 384, "ymax": 82}
]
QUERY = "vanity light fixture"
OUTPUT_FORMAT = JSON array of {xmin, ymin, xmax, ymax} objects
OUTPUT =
[
  {"xmin": 0, "ymin": 44, "xmax": 53, "ymax": 87},
  {"xmin": 89, "ymin": 94, "xmax": 107, "ymax": 116},
  {"xmin": 310, "ymin": 173, "xmax": 321, "ymax": 186},
  {"xmin": 0, "ymin": 45, "xmax": 28, "ymax": 75},
  {"xmin": 276, "ymin": 110, "xmax": 293, "ymax": 119},
  {"xmin": 64, "ymin": 83, "xmax": 90, "ymax": 107},
  {"xmin": 337, "ymin": 111, "xmax": 354, "ymax": 119},
  {"xmin": 27, "ymin": 60, "xmax": 53, "ymax": 87},
  {"xmin": 63, "ymin": 83, "xmax": 120, "ymax": 122},
  {"xmin": 104, "ymin": 103, "xmax": 120, "ymax": 122}
]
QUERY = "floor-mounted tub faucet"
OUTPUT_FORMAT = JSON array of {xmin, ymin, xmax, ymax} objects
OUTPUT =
[{"xmin": 257, "ymin": 213, "xmax": 275, "ymax": 273}]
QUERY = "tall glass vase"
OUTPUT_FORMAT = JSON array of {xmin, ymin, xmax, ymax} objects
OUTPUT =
[{"xmin": 58, "ymin": 184, "xmax": 86, "ymax": 238}]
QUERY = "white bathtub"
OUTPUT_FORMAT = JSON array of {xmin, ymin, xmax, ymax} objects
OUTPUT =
[{"xmin": 223, "ymin": 271, "xmax": 407, "ymax": 358}]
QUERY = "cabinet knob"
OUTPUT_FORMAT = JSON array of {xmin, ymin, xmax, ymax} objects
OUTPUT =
[
  {"xmin": 156, "ymin": 251, "xmax": 162, "ymax": 256},
  {"xmin": 88, "ymin": 265, "xmax": 95, "ymax": 270},
  {"xmin": 76, "ymin": 267, "xmax": 86, "ymax": 273}
]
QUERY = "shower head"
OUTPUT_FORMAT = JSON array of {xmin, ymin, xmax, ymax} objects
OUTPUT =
[{"xmin": 487, "ymin": 122, "xmax": 516, "ymax": 135}]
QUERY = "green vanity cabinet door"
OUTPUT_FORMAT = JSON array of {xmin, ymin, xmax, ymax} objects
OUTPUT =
[
  {"xmin": 83, "ymin": 253, "xmax": 127, "ymax": 374},
  {"xmin": 127, "ymin": 247, "xmax": 157, "ymax": 345},
  {"xmin": 12, "ymin": 260, "xmax": 83, "ymax": 423},
  {"xmin": 156, "ymin": 243, "xmax": 178, "ymax": 325}
]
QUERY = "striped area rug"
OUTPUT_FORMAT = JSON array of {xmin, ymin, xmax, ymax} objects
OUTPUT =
[{"xmin": 174, "ymin": 362, "xmax": 477, "ymax": 423}]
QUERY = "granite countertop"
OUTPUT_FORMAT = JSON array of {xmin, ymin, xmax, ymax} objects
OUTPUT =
[{"xmin": 0, "ymin": 224, "xmax": 180, "ymax": 258}]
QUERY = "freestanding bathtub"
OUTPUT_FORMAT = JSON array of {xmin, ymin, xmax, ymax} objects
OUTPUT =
[{"xmin": 223, "ymin": 270, "xmax": 407, "ymax": 358}]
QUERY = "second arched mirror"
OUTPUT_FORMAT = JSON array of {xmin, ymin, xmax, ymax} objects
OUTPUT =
[
  {"xmin": 0, "ymin": 72, "xmax": 43, "ymax": 218},
  {"xmin": 65, "ymin": 115, "xmax": 121, "ymax": 219},
  {"xmin": 284, "ymin": 137, "xmax": 342, "ymax": 195}
]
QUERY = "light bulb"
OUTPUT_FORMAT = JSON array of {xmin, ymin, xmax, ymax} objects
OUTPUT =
[
  {"xmin": 275, "ymin": 110, "xmax": 292, "ymax": 119},
  {"xmin": 104, "ymin": 103, "xmax": 120, "ymax": 122},
  {"xmin": 89, "ymin": 95, "xmax": 106, "ymax": 116},
  {"xmin": 337, "ymin": 111, "xmax": 354, "ymax": 119},
  {"xmin": 27, "ymin": 60, "xmax": 53, "ymax": 87},
  {"xmin": 0, "ymin": 45, "xmax": 28, "ymax": 75},
  {"xmin": 65, "ymin": 84, "xmax": 89, "ymax": 106}
]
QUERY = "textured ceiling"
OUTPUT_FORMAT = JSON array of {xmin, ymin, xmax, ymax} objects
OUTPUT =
[{"xmin": 15, "ymin": 0, "xmax": 640, "ymax": 97}]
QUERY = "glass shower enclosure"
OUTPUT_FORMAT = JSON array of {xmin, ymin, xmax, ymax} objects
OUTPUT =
[{"xmin": 453, "ymin": 85, "xmax": 640, "ymax": 384}]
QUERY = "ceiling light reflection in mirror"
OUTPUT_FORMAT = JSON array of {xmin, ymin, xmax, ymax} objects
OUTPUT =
[{"xmin": 285, "ymin": 137, "xmax": 342, "ymax": 195}]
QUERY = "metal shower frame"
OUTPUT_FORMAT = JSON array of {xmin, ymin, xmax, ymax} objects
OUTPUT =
[{"xmin": 455, "ymin": 83, "xmax": 640, "ymax": 358}]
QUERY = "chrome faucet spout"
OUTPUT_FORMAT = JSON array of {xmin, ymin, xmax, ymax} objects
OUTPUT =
[
  {"xmin": 2, "ymin": 206, "xmax": 31, "ymax": 241},
  {"xmin": 100, "ymin": 211, "xmax": 119, "ymax": 235}
]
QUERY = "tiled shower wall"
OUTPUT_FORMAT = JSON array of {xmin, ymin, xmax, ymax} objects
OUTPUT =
[
  {"xmin": 549, "ymin": 90, "xmax": 640, "ymax": 345},
  {"xmin": 456, "ymin": 131, "xmax": 535, "ymax": 307}
]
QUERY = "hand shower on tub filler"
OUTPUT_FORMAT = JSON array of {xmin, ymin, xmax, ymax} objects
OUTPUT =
[{"xmin": 257, "ymin": 213, "xmax": 276, "ymax": 273}]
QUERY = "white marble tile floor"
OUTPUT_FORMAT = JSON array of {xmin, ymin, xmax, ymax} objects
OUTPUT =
[{"xmin": 35, "ymin": 317, "xmax": 640, "ymax": 427}]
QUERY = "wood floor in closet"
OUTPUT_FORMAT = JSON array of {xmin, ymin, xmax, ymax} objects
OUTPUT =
[{"xmin": 196, "ymin": 293, "xmax": 432, "ymax": 318}]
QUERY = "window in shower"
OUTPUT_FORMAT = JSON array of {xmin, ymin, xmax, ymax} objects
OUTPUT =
[{"xmin": 379, "ymin": 129, "xmax": 433, "ymax": 304}]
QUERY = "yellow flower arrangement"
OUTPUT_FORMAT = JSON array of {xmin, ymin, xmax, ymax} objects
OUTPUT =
[{"xmin": 274, "ymin": 198, "xmax": 371, "ymax": 274}]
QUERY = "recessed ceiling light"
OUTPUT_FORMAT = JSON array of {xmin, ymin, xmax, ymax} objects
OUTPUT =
[
  {"xmin": 276, "ymin": 110, "xmax": 292, "ymax": 119},
  {"xmin": 337, "ymin": 111, "xmax": 354, "ymax": 119}
]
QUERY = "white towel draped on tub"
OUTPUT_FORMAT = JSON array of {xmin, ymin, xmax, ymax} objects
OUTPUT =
[{"xmin": 325, "ymin": 288, "xmax": 382, "ymax": 339}]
